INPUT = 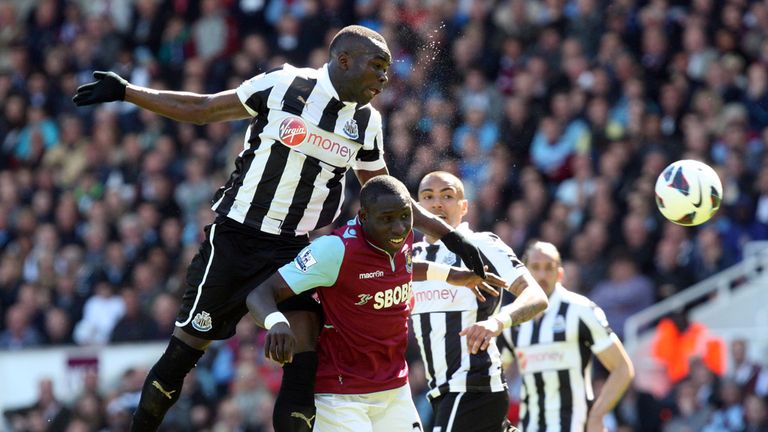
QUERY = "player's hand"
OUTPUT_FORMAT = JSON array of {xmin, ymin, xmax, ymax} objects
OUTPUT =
[
  {"xmin": 265, "ymin": 322, "xmax": 296, "ymax": 365},
  {"xmin": 459, "ymin": 318, "xmax": 504, "ymax": 354},
  {"xmin": 446, "ymin": 267, "xmax": 506, "ymax": 302},
  {"xmin": 440, "ymin": 230, "xmax": 486, "ymax": 278},
  {"xmin": 72, "ymin": 71, "xmax": 128, "ymax": 106},
  {"xmin": 585, "ymin": 415, "xmax": 606, "ymax": 432}
]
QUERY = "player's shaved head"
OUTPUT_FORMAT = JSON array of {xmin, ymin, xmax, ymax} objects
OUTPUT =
[
  {"xmin": 360, "ymin": 175, "xmax": 410, "ymax": 209},
  {"xmin": 523, "ymin": 241, "xmax": 562, "ymax": 266},
  {"xmin": 330, "ymin": 25, "xmax": 390, "ymax": 58},
  {"xmin": 419, "ymin": 171, "xmax": 465, "ymax": 199}
]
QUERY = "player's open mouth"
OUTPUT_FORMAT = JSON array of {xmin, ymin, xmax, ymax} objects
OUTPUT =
[
  {"xmin": 369, "ymin": 88, "xmax": 381, "ymax": 97},
  {"xmin": 389, "ymin": 237, "xmax": 405, "ymax": 245}
]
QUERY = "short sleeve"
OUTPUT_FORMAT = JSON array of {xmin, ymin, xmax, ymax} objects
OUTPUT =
[
  {"xmin": 353, "ymin": 113, "xmax": 386, "ymax": 171},
  {"xmin": 278, "ymin": 235, "xmax": 345, "ymax": 294},
  {"xmin": 581, "ymin": 303, "xmax": 620, "ymax": 354},
  {"xmin": 236, "ymin": 66, "xmax": 286, "ymax": 116},
  {"xmin": 475, "ymin": 233, "xmax": 529, "ymax": 286}
]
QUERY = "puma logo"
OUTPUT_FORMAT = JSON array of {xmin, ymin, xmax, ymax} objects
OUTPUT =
[
  {"xmin": 151, "ymin": 380, "xmax": 177, "ymax": 400},
  {"xmin": 298, "ymin": 95, "xmax": 309, "ymax": 105},
  {"xmin": 291, "ymin": 412, "xmax": 315, "ymax": 428}
]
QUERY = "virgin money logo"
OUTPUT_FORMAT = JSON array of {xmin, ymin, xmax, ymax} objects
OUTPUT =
[{"xmin": 279, "ymin": 117, "xmax": 307, "ymax": 146}]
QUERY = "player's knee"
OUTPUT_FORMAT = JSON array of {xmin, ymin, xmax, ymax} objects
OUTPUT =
[{"xmin": 279, "ymin": 351, "xmax": 318, "ymax": 403}]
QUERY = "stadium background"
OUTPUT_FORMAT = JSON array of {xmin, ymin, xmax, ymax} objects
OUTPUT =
[{"xmin": 1, "ymin": 0, "xmax": 768, "ymax": 430}]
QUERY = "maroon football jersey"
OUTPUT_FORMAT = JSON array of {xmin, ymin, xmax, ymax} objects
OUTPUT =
[{"xmin": 315, "ymin": 219, "xmax": 414, "ymax": 394}]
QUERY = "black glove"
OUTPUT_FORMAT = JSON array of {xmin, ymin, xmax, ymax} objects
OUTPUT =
[
  {"xmin": 72, "ymin": 71, "xmax": 128, "ymax": 106},
  {"xmin": 440, "ymin": 230, "xmax": 486, "ymax": 278}
]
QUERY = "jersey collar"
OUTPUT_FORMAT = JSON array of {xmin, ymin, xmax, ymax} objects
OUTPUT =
[{"xmin": 550, "ymin": 283, "xmax": 567, "ymax": 302}]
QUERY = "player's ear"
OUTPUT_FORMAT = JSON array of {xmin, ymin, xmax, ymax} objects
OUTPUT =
[
  {"xmin": 459, "ymin": 198, "xmax": 468, "ymax": 218},
  {"xmin": 337, "ymin": 51, "xmax": 351, "ymax": 71},
  {"xmin": 358, "ymin": 208, "xmax": 367, "ymax": 222}
]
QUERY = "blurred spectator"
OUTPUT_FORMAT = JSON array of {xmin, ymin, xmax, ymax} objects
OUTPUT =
[
  {"xmin": 0, "ymin": 303, "xmax": 43, "ymax": 349},
  {"xmin": 729, "ymin": 338, "xmax": 762, "ymax": 394},
  {"xmin": 43, "ymin": 306, "xmax": 74, "ymax": 345},
  {"xmin": 4, "ymin": 378, "xmax": 72, "ymax": 432},
  {"xmin": 663, "ymin": 379, "xmax": 713, "ymax": 432},
  {"xmin": 73, "ymin": 281, "xmax": 125, "ymax": 346},
  {"xmin": 110, "ymin": 287, "xmax": 157, "ymax": 343},
  {"xmin": 742, "ymin": 394, "xmax": 768, "ymax": 432},
  {"xmin": 591, "ymin": 250, "xmax": 655, "ymax": 339},
  {"xmin": 703, "ymin": 378, "xmax": 745, "ymax": 432}
]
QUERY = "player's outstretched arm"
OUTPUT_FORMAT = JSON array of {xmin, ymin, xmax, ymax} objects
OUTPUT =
[
  {"xmin": 246, "ymin": 273, "xmax": 298, "ymax": 364},
  {"xmin": 73, "ymin": 71, "xmax": 250, "ymax": 125},
  {"xmin": 413, "ymin": 262, "xmax": 504, "ymax": 302},
  {"xmin": 413, "ymin": 201, "xmax": 488, "ymax": 278}
]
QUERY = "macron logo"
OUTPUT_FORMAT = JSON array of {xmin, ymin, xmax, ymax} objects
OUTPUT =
[{"xmin": 359, "ymin": 270, "xmax": 385, "ymax": 279}]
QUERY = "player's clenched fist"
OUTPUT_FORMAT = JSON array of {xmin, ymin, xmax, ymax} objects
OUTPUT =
[
  {"xmin": 72, "ymin": 71, "xmax": 128, "ymax": 106},
  {"xmin": 265, "ymin": 322, "xmax": 296, "ymax": 365}
]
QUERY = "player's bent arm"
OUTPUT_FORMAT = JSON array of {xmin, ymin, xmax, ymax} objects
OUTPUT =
[
  {"xmin": 246, "ymin": 272, "xmax": 298, "ymax": 364},
  {"xmin": 588, "ymin": 340, "xmax": 635, "ymax": 427},
  {"xmin": 246, "ymin": 272, "xmax": 297, "ymax": 328},
  {"xmin": 494, "ymin": 272, "xmax": 549, "ymax": 328},
  {"xmin": 125, "ymin": 87, "xmax": 251, "ymax": 125}
]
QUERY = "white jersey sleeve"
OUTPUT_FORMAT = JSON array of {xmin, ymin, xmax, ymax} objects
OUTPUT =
[
  {"xmin": 472, "ymin": 232, "xmax": 530, "ymax": 287},
  {"xmin": 278, "ymin": 235, "xmax": 345, "ymax": 294},
  {"xmin": 236, "ymin": 65, "xmax": 292, "ymax": 116},
  {"xmin": 352, "ymin": 109, "xmax": 385, "ymax": 171},
  {"xmin": 579, "ymin": 301, "xmax": 620, "ymax": 354}
]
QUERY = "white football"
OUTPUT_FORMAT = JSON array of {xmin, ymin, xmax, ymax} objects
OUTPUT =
[{"xmin": 654, "ymin": 159, "xmax": 723, "ymax": 226}]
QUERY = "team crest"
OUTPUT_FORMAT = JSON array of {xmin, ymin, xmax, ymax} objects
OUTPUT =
[
  {"xmin": 405, "ymin": 249, "xmax": 413, "ymax": 274},
  {"xmin": 295, "ymin": 249, "xmax": 318, "ymax": 272},
  {"xmin": 343, "ymin": 118, "xmax": 359, "ymax": 140},
  {"xmin": 191, "ymin": 311, "xmax": 213, "ymax": 332},
  {"xmin": 552, "ymin": 315, "xmax": 566, "ymax": 333}
]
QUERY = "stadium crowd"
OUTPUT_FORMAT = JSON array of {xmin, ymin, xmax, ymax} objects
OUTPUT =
[{"xmin": 1, "ymin": 0, "xmax": 768, "ymax": 430}]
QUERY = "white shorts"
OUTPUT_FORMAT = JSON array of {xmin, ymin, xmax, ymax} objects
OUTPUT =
[{"xmin": 314, "ymin": 383, "xmax": 423, "ymax": 432}]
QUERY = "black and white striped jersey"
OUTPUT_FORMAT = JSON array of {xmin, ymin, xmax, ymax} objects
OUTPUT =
[
  {"xmin": 499, "ymin": 284, "xmax": 620, "ymax": 432},
  {"xmin": 410, "ymin": 223, "xmax": 529, "ymax": 400},
  {"xmin": 211, "ymin": 63, "xmax": 386, "ymax": 236}
]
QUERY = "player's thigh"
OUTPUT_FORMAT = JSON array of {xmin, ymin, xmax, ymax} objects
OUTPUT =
[
  {"xmin": 370, "ymin": 384, "xmax": 423, "ymax": 432},
  {"xmin": 177, "ymin": 221, "xmax": 306, "ymax": 340},
  {"xmin": 431, "ymin": 391, "xmax": 509, "ymax": 432},
  {"xmin": 314, "ymin": 394, "xmax": 372, "ymax": 432}
]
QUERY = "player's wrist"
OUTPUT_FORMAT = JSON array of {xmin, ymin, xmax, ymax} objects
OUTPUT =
[
  {"xmin": 264, "ymin": 311, "xmax": 290, "ymax": 330},
  {"xmin": 491, "ymin": 312, "xmax": 513, "ymax": 330}
]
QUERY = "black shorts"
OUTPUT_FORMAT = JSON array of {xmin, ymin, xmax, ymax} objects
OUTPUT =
[
  {"xmin": 175, "ymin": 217, "xmax": 320, "ymax": 340},
  {"xmin": 430, "ymin": 391, "xmax": 510, "ymax": 432}
]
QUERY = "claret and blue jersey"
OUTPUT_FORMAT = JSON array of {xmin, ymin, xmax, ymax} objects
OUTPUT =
[{"xmin": 277, "ymin": 217, "xmax": 414, "ymax": 395}]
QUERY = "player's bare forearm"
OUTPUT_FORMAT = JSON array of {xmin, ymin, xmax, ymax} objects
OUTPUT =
[
  {"xmin": 124, "ymin": 87, "xmax": 249, "ymax": 125},
  {"xmin": 412, "ymin": 200, "xmax": 452, "ymax": 239},
  {"xmin": 246, "ymin": 273, "xmax": 295, "ymax": 328},
  {"xmin": 503, "ymin": 273, "xmax": 549, "ymax": 326},
  {"xmin": 589, "ymin": 343, "xmax": 635, "ymax": 423}
]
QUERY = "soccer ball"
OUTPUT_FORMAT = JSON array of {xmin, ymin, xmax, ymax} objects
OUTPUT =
[{"xmin": 654, "ymin": 160, "xmax": 723, "ymax": 226}]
